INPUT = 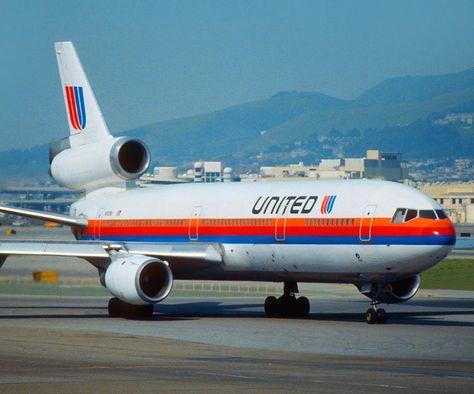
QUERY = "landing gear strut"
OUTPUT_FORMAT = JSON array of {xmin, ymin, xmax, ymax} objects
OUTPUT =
[
  {"xmin": 108, "ymin": 297, "xmax": 154, "ymax": 319},
  {"xmin": 264, "ymin": 281, "xmax": 310, "ymax": 318}
]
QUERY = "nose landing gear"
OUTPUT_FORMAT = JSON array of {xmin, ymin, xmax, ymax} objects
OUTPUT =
[
  {"xmin": 264, "ymin": 281, "xmax": 310, "ymax": 318},
  {"xmin": 365, "ymin": 301, "xmax": 387, "ymax": 324}
]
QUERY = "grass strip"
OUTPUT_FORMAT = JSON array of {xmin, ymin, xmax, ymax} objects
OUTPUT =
[
  {"xmin": 0, "ymin": 259, "xmax": 472, "ymax": 296},
  {"xmin": 421, "ymin": 259, "xmax": 474, "ymax": 290}
]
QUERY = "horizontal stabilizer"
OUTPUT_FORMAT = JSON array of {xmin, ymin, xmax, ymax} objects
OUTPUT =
[{"xmin": 0, "ymin": 206, "xmax": 88, "ymax": 228}]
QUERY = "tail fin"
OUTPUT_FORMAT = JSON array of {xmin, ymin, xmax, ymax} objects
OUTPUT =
[{"xmin": 55, "ymin": 42, "xmax": 111, "ymax": 146}]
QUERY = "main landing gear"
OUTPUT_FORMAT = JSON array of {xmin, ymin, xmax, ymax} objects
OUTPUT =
[
  {"xmin": 108, "ymin": 297, "xmax": 154, "ymax": 319},
  {"xmin": 264, "ymin": 282, "xmax": 310, "ymax": 318}
]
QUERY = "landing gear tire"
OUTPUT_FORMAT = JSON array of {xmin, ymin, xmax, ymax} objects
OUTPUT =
[
  {"xmin": 124, "ymin": 304, "xmax": 154, "ymax": 319},
  {"xmin": 365, "ymin": 307, "xmax": 387, "ymax": 324},
  {"xmin": 264, "ymin": 295, "xmax": 310, "ymax": 318},
  {"xmin": 264, "ymin": 296, "xmax": 278, "ymax": 317},
  {"xmin": 107, "ymin": 298, "xmax": 154, "ymax": 319},
  {"xmin": 376, "ymin": 308, "xmax": 387, "ymax": 324},
  {"xmin": 296, "ymin": 296, "xmax": 310, "ymax": 317},
  {"xmin": 108, "ymin": 297, "xmax": 122, "ymax": 318},
  {"xmin": 366, "ymin": 308, "xmax": 377, "ymax": 324},
  {"xmin": 276, "ymin": 295, "xmax": 291, "ymax": 316},
  {"xmin": 264, "ymin": 281, "xmax": 310, "ymax": 318}
]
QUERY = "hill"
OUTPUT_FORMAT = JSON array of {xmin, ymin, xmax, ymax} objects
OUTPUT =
[
  {"xmin": 123, "ymin": 67, "xmax": 474, "ymax": 165},
  {"xmin": 1, "ymin": 67, "xmax": 474, "ymax": 182}
]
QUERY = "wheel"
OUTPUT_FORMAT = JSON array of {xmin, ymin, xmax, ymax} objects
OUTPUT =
[
  {"xmin": 264, "ymin": 296, "xmax": 278, "ymax": 317},
  {"xmin": 277, "ymin": 295, "xmax": 293, "ymax": 316},
  {"xmin": 376, "ymin": 308, "xmax": 387, "ymax": 324},
  {"xmin": 365, "ymin": 308, "xmax": 377, "ymax": 324},
  {"xmin": 137, "ymin": 304, "xmax": 154, "ymax": 318},
  {"xmin": 296, "ymin": 296, "xmax": 310, "ymax": 317},
  {"xmin": 108, "ymin": 298, "xmax": 153, "ymax": 319},
  {"xmin": 124, "ymin": 304, "xmax": 154, "ymax": 319},
  {"xmin": 278, "ymin": 295, "xmax": 302, "ymax": 317},
  {"xmin": 108, "ymin": 297, "xmax": 122, "ymax": 317}
]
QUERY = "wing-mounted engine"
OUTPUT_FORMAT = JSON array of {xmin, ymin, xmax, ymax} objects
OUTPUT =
[
  {"xmin": 102, "ymin": 253, "xmax": 173, "ymax": 305},
  {"xmin": 49, "ymin": 136, "xmax": 150, "ymax": 191},
  {"xmin": 359, "ymin": 274, "xmax": 421, "ymax": 304}
]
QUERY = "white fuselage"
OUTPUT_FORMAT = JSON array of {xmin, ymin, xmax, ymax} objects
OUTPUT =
[{"xmin": 69, "ymin": 179, "xmax": 455, "ymax": 285}]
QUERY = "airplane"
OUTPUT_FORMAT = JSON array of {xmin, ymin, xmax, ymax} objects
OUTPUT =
[{"xmin": 0, "ymin": 42, "xmax": 456, "ymax": 324}]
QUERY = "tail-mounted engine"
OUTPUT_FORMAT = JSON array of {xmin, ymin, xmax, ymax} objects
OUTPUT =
[
  {"xmin": 49, "ymin": 136, "xmax": 150, "ymax": 191},
  {"xmin": 359, "ymin": 274, "xmax": 421, "ymax": 304},
  {"xmin": 103, "ymin": 254, "xmax": 173, "ymax": 305}
]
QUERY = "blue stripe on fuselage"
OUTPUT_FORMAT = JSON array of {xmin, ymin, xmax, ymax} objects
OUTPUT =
[{"xmin": 80, "ymin": 234, "xmax": 456, "ymax": 246}]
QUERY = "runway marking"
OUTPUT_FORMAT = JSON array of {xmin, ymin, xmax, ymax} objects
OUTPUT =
[
  {"xmin": 350, "ymin": 382, "xmax": 408, "ymax": 389},
  {"xmin": 198, "ymin": 372, "xmax": 257, "ymax": 380}
]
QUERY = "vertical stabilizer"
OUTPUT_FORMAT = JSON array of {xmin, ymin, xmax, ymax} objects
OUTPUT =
[{"xmin": 55, "ymin": 42, "xmax": 112, "ymax": 146}]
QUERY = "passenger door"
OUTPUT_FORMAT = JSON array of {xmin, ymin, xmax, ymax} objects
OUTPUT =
[
  {"xmin": 359, "ymin": 204, "xmax": 377, "ymax": 242},
  {"xmin": 188, "ymin": 206, "xmax": 201, "ymax": 241},
  {"xmin": 93, "ymin": 208, "xmax": 105, "ymax": 240},
  {"xmin": 275, "ymin": 213, "xmax": 287, "ymax": 242}
]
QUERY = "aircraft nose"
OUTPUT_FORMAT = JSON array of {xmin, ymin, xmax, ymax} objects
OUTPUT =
[{"xmin": 422, "ymin": 218, "xmax": 456, "ymax": 247}]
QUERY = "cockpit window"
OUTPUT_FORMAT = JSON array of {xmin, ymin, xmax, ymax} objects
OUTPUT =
[
  {"xmin": 405, "ymin": 209, "xmax": 418, "ymax": 222},
  {"xmin": 392, "ymin": 208, "xmax": 406, "ymax": 223},
  {"xmin": 392, "ymin": 208, "xmax": 445, "ymax": 223},
  {"xmin": 419, "ymin": 210, "xmax": 437, "ymax": 219},
  {"xmin": 435, "ymin": 209, "xmax": 447, "ymax": 219}
]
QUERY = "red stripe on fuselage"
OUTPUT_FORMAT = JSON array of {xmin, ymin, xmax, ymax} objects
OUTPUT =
[{"xmin": 82, "ymin": 217, "xmax": 455, "ymax": 239}]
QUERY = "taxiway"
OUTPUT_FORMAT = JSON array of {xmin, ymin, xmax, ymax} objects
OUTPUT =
[{"xmin": 0, "ymin": 293, "xmax": 473, "ymax": 392}]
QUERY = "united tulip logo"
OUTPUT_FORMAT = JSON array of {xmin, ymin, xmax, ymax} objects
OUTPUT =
[
  {"xmin": 65, "ymin": 85, "xmax": 86, "ymax": 130},
  {"xmin": 320, "ymin": 195, "xmax": 337, "ymax": 214}
]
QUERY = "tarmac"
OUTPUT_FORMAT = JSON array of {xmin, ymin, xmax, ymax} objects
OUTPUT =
[
  {"xmin": 0, "ymin": 226, "xmax": 473, "ymax": 392},
  {"xmin": 0, "ymin": 292, "xmax": 473, "ymax": 392}
]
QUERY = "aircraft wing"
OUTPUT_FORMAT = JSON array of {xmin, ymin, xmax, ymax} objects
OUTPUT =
[
  {"xmin": 0, "ymin": 240, "xmax": 223, "ymax": 271},
  {"xmin": 0, "ymin": 205, "xmax": 88, "ymax": 227},
  {"xmin": 0, "ymin": 205, "xmax": 223, "ymax": 272}
]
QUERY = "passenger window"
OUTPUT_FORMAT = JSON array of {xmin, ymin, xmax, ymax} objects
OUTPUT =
[
  {"xmin": 392, "ymin": 208, "xmax": 406, "ymax": 223},
  {"xmin": 405, "ymin": 209, "xmax": 418, "ymax": 222},
  {"xmin": 419, "ymin": 210, "xmax": 437, "ymax": 219},
  {"xmin": 435, "ymin": 209, "xmax": 447, "ymax": 219}
]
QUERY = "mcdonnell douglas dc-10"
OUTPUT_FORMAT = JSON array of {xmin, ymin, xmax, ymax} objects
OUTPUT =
[{"xmin": 0, "ymin": 42, "xmax": 456, "ymax": 324}]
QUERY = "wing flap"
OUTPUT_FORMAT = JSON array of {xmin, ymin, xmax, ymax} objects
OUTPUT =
[{"xmin": 124, "ymin": 243, "xmax": 223, "ymax": 264}]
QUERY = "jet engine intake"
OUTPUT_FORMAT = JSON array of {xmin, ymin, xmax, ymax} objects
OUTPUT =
[
  {"xmin": 50, "ymin": 136, "xmax": 150, "ymax": 191},
  {"xmin": 360, "ymin": 274, "xmax": 421, "ymax": 304},
  {"xmin": 104, "ymin": 254, "xmax": 173, "ymax": 305}
]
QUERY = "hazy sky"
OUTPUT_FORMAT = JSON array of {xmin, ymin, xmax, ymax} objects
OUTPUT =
[{"xmin": 2, "ymin": 0, "xmax": 474, "ymax": 151}]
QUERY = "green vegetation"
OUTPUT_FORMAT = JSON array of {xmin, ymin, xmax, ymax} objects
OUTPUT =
[
  {"xmin": 0, "ymin": 281, "xmax": 280, "ymax": 298},
  {"xmin": 421, "ymin": 259, "xmax": 474, "ymax": 291},
  {"xmin": 0, "ymin": 259, "xmax": 472, "ymax": 298},
  {"xmin": 0, "ymin": 282, "xmax": 109, "ymax": 297}
]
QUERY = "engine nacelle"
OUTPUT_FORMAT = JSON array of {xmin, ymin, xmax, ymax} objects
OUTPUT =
[
  {"xmin": 360, "ymin": 274, "xmax": 421, "ymax": 304},
  {"xmin": 50, "ymin": 136, "xmax": 150, "ymax": 191},
  {"xmin": 104, "ymin": 254, "xmax": 173, "ymax": 305}
]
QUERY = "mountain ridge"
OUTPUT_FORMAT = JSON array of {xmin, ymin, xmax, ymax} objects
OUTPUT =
[
  {"xmin": 1, "ymin": 67, "xmax": 474, "ymax": 181},
  {"xmin": 123, "ymin": 66, "xmax": 474, "ymax": 164}
]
